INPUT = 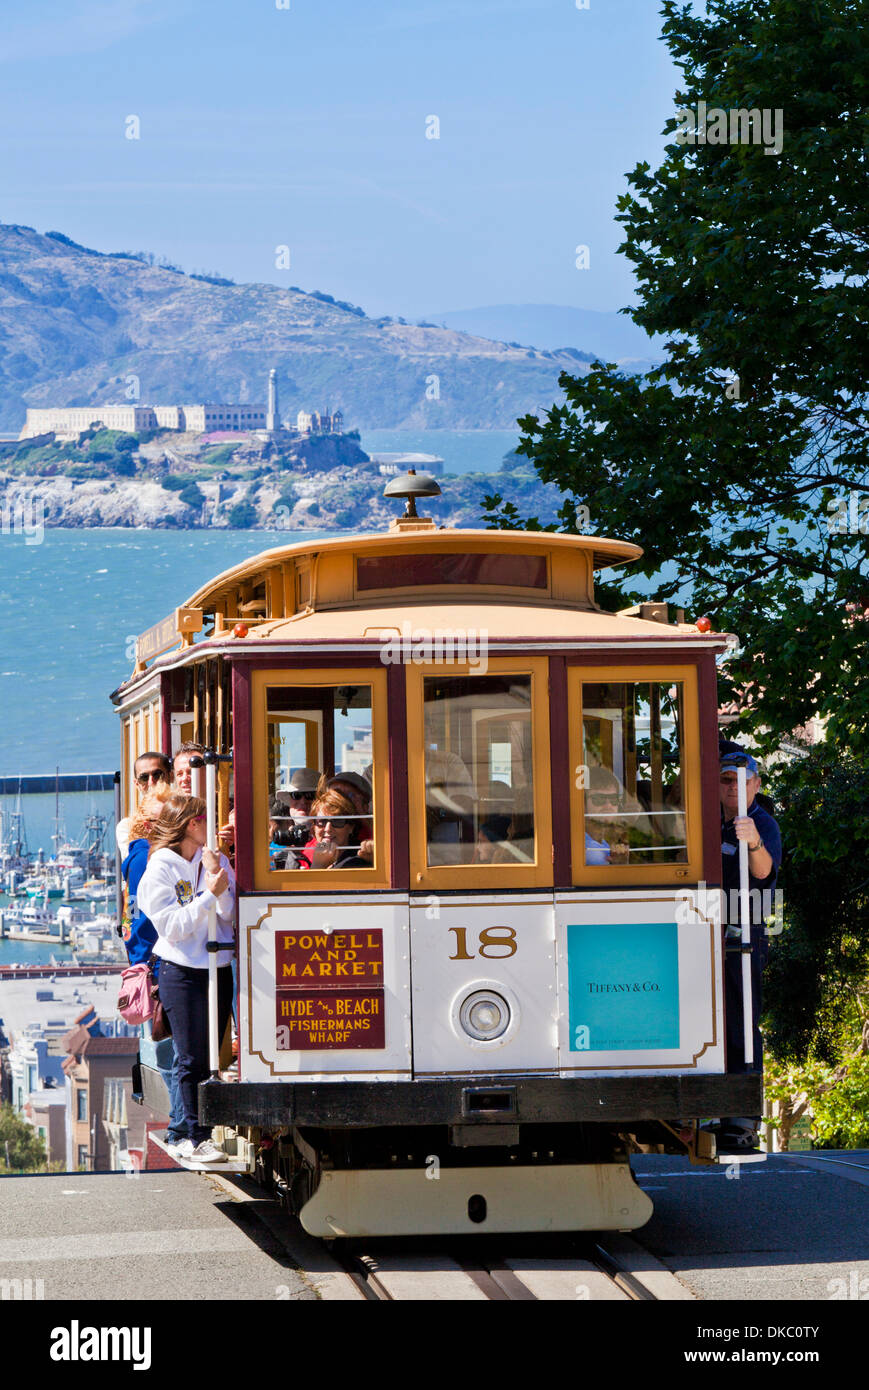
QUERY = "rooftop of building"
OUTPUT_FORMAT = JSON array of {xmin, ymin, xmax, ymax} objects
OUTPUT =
[{"xmin": 0, "ymin": 972, "xmax": 122, "ymax": 1043}]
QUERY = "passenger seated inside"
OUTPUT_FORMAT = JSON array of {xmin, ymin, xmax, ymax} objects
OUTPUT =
[
  {"xmin": 580, "ymin": 678, "xmax": 689, "ymax": 865},
  {"xmin": 491, "ymin": 788, "xmax": 535, "ymax": 864},
  {"xmin": 472, "ymin": 814, "xmax": 512, "ymax": 864},
  {"xmin": 299, "ymin": 790, "xmax": 373, "ymax": 870},
  {"xmin": 269, "ymin": 768, "xmax": 320, "ymax": 869},
  {"xmin": 425, "ymin": 748, "xmax": 475, "ymax": 865},
  {"xmin": 584, "ymin": 767, "xmax": 630, "ymax": 865},
  {"xmin": 322, "ymin": 771, "xmax": 372, "ymax": 840}
]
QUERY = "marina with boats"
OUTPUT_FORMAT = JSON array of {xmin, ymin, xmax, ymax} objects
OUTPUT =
[{"xmin": 0, "ymin": 782, "xmax": 122, "ymax": 964}]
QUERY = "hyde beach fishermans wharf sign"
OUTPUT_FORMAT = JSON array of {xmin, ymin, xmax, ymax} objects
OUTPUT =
[{"xmin": 275, "ymin": 928, "xmax": 386, "ymax": 1050}]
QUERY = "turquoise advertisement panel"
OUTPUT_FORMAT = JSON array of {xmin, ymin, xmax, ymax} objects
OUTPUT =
[{"xmin": 568, "ymin": 922, "xmax": 680, "ymax": 1052}]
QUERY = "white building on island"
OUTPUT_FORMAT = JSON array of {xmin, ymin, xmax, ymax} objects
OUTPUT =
[{"xmin": 19, "ymin": 403, "xmax": 268, "ymax": 440}]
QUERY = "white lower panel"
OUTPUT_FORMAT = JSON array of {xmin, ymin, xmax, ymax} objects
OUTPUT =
[
  {"xmin": 300, "ymin": 1162, "xmax": 653, "ymax": 1237},
  {"xmin": 239, "ymin": 894, "xmax": 411, "ymax": 1081}
]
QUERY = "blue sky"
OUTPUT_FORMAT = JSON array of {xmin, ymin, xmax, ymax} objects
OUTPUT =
[{"xmin": 0, "ymin": 0, "xmax": 679, "ymax": 318}]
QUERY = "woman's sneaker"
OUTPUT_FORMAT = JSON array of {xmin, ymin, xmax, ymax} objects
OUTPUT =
[{"xmin": 190, "ymin": 1139, "xmax": 226, "ymax": 1163}]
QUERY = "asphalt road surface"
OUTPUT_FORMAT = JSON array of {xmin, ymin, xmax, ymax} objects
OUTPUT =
[
  {"xmin": 1, "ymin": 1151, "xmax": 866, "ymax": 1304},
  {"xmin": 632, "ymin": 1150, "xmax": 869, "ymax": 1301}
]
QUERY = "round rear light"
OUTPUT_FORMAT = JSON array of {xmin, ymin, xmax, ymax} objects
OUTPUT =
[
  {"xmin": 233, "ymin": 622, "xmax": 249, "ymax": 638},
  {"xmin": 459, "ymin": 990, "xmax": 510, "ymax": 1041}
]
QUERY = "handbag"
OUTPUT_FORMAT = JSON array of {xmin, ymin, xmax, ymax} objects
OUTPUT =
[
  {"xmin": 117, "ymin": 963, "xmax": 155, "ymax": 1025},
  {"xmin": 150, "ymin": 975, "xmax": 172, "ymax": 1041}
]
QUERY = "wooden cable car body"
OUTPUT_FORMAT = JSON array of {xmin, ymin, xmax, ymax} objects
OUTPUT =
[{"xmin": 113, "ymin": 520, "xmax": 760, "ymax": 1236}]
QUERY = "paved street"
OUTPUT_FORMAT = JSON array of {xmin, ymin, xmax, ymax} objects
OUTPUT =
[
  {"xmin": 632, "ymin": 1151, "xmax": 869, "ymax": 1301},
  {"xmin": 0, "ymin": 1170, "xmax": 319, "ymax": 1302}
]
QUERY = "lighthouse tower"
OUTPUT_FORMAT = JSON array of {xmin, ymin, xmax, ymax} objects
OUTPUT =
[{"xmin": 266, "ymin": 369, "xmax": 279, "ymax": 432}]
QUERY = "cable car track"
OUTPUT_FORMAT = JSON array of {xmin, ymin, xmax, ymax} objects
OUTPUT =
[
  {"xmin": 208, "ymin": 1170, "xmax": 691, "ymax": 1300},
  {"xmin": 329, "ymin": 1236, "xmax": 664, "ymax": 1302}
]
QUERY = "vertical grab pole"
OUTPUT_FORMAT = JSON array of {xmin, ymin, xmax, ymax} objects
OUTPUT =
[
  {"xmin": 205, "ymin": 756, "xmax": 220, "ymax": 1079},
  {"xmin": 113, "ymin": 771, "xmax": 123, "ymax": 933},
  {"xmin": 737, "ymin": 765, "xmax": 754, "ymax": 1067}
]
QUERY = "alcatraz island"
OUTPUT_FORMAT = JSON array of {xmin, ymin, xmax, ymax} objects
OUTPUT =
[{"xmin": 1, "ymin": 369, "xmax": 559, "ymax": 532}]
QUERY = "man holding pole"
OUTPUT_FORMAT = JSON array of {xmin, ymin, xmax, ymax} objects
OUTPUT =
[{"xmin": 718, "ymin": 750, "xmax": 782, "ymax": 1154}]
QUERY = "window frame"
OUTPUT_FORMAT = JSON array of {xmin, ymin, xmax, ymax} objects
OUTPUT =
[
  {"xmin": 406, "ymin": 656, "xmax": 553, "ymax": 891},
  {"xmin": 250, "ymin": 667, "xmax": 390, "ymax": 890},
  {"xmin": 567, "ymin": 663, "xmax": 703, "ymax": 886}
]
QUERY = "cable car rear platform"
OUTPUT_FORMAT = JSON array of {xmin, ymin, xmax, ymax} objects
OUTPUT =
[{"xmin": 199, "ymin": 1074, "xmax": 762, "ymax": 1130}]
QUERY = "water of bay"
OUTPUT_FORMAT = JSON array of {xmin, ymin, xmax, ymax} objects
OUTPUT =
[{"xmin": 0, "ymin": 528, "xmax": 331, "ymax": 785}]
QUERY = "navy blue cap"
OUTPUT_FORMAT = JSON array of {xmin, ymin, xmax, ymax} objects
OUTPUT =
[{"xmin": 720, "ymin": 751, "xmax": 760, "ymax": 776}]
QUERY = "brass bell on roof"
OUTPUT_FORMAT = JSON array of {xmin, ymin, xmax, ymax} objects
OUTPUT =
[{"xmin": 382, "ymin": 468, "xmax": 442, "ymax": 530}]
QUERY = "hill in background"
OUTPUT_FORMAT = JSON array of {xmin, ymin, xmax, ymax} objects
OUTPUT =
[
  {"xmin": 0, "ymin": 224, "xmax": 597, "ymax": 434},
  {"xmin": 429, "ymin": 303, "xmax": 664, "ymax": 367}
]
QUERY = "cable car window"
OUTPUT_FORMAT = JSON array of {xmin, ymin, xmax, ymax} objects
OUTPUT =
[
  {"xmin": 357, "ymin": 553, "xmax": 548, "ymax": 591},
  {"xmin": 580, "ymin": 680, "xmax": 688, "ymax": 866},
  {"xmin": 422, "ymin": 675, "xmax": 536, "ymax": 867},
  {"xmin": 265, "ymin": 683, "xmax": 374, "ymax": 872}
]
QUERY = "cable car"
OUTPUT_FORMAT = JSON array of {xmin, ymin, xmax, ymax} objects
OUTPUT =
[{"xmin": 113, "ymin": 478, "xmax": 761, "ymax": 1236}]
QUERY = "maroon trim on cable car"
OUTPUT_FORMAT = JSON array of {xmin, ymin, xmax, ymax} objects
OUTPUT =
[
  {"xmin": 231, "ymin": 663, "xmax": 253, "ymax": 892},
  {"xmin": 160, "ymin": 671, "xmax": 173, "ymax": 756},
  {"xmin": 548, "ymin": 655, "xmax": 572, "ymax": 888},
  {"xmin": 697, "ymin": 653, "xmax": 724, "ymax": 888},
  {"xmin": 563, "ymin": 650, "xmax": 707, "ymax": 668},
  {"xmin": 225, "ymin": 655, "xmax": 389, "ymax": 670},
  {"xmin": 386, "ymin": 664, "xmax": 410, "ymax": 889},
  {"xmin": 356, "ymin": 553, "xmax": 548, "ymax": 591}
]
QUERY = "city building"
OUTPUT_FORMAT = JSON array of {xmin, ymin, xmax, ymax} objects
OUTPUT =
[
  {"xmin": 8, "ymin": 1019, "xmax": 71, "ymax": 1111},
  {"xmin": 23, "ymin": 1088, "xmax": 66, "ymax": 1165},
  {"xmin": 102, "ymin": 1077, "xmax": 164, "ymax": 1174},
  {"xmin": 340, "ymin": 726, "xmax": 373, "ymax": 780},
  {"xmin": 62, "ymin": 1027, "xmax": 140, "ymax": 1171}
]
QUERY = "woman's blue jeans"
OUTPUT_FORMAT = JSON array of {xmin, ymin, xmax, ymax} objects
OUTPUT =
[{"xmin": 157, "ymin": 960, "xmax": 233, "ymax": 1144}]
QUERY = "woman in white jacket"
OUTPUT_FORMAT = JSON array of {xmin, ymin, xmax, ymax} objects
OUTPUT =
[{"xmin": 137, "ymin": 794, "xmax": 236, "ymax": 1162}]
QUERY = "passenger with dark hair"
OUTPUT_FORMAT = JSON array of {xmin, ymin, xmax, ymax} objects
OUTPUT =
[
  {"xmin": 173, "ymin": 741, "xmax": 206, "ymax": 795},
  {"xmin": 137, "ymin": 794, "xmax": 236, "ymax": 1162},
  {"xmin": 116, "ymin": 751, "xmax": 172, "ymax": 859},
  {"xmin": 473, "ymin": 814, "xmax": 512, "ymax": 863}
]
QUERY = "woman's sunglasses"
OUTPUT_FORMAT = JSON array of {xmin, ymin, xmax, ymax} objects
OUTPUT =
[
  {"xmin": 288, "ymin": 789, "xmax": 316, "ymax": 801},
  {"xmin": 314, "ymin": 816, "xmax": 349, "ymax": 829},
  {"xmin": 586, "ymin": 792, "xmax": 620, "ymax": 808}
]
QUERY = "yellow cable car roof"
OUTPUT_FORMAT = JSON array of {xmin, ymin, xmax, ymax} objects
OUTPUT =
[{"xmin": 184, "ymin": 527, "xmax": 643, "ymax": 612}]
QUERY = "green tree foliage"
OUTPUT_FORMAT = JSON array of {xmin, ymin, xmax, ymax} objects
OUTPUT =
[
  {"xmin": 178, "ymin": 482, "xmax": 205, "ymax": 510},
  {"xmin": 227, "ymin": 498, "xmax": 257, "ymax": 528},
  {"xmin": 0, "ymin": 1103, "xmax": 48, "ymax": 1172},
  {"xmin": 763, "ymin": 747, "xmax": 869, "ymax": 1064},
  {"xmin": 483, "ymin": 0, "xmax": 869, "ymax": 755}
]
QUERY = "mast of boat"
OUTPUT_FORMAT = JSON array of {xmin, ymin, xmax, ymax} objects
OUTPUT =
[{"xmin": 52, "ymin": 765, "xmax": 63, "ymax": 858}]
